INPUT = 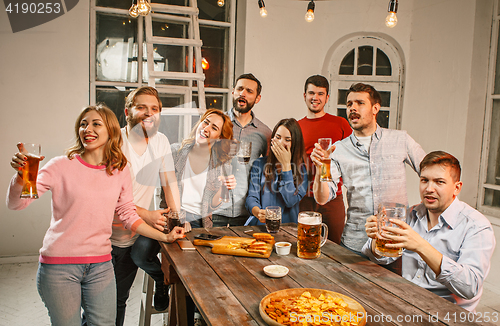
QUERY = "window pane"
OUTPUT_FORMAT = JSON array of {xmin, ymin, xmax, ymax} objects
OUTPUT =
[
  {"xmin": 377, "ymin": 110, "xmax": 390, "ymax": 128},
  {"xmin": 337, "ymin": 89, "xmax": 348, "ymax": 105},
  {"xmin": 337, "ymin": 108, "xmax": 349, "ymax": 122},
  {"xmin": 200, "ymin": 26, "xmax": 227, "ymax": 88},
  {"xmin": 376, "ymin": 49, "xmax": 392, "ymax": 76},
  {"xmin": 339, "ymin": 49, "xmax": 354, "ymax": 75},
  {"xmin": 495, "ymin": 24, "xmax": 500, "ymax": 94},
  {"xmin": 485, "ymin": 100, "xmax": 500, "ymax": 186},
  {"xmin": 96, "ymin": 14, "xmax": 138, "ymax": 83},
  {"xmin": 159, "ymin": 114, "xmax": 201, "ymax": 144},
  {"xmin": 198, "ymin": 0, "xmax": 229, "ymax": 22},
  {"xmin": 96, "ymin": 88, "xmax": 131, "ymax": 127},
  {"xmin": 193, "ymin": 93, "xmax": 227, "ymax": 110},
  {"xmin": 484, "ymin": 189, "xmax": 500, "ymax": 208},
  {"xmin": 96, "ymin": 0, "xmax": 130, "ymax": 9},
  {"xmin": 357, "ymin": 46, "xmax": 373, "ymax": 76},
  {"xmin": 379, "ymin": 91, "xmax": 391, "ymax": 107}
]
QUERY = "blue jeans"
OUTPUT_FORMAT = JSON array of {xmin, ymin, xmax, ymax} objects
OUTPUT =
[{"xmin": 37, "ymin": 261, "xmax": 116, "ymax": 326}]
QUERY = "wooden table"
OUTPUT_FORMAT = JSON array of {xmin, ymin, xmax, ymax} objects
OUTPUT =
[{"xmin": 160, "ymin": 225, "xmax": 494, "ymax": 326}]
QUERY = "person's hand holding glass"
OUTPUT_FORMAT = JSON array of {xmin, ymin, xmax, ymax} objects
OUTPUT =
[
  {"xmin": 310, "ymin": 138, "xmax": 335, "ymax": 182},
  {"xmin": 10, "ymin": 142, "xmax": 44, "ymax": 199}
]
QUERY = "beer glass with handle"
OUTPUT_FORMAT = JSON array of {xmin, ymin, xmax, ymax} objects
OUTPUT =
[
  {"xmin": 375, "ymin": 203, "xmax": 407, "ymax": 257},
  {"xmin": 318, "ymin": 138, "xmax": 332, "ymax": 182},
  {"xmin": 297, "ymin": 211, "xmax": 328, "ymax": 259},
  {"xmin": 20, "ymin": 143, "xmax": 42, "ymax": 199}
]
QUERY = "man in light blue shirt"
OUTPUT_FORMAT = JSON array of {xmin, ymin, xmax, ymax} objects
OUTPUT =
[
  {"xmin": 312, "ymin": 83, "xmax": 425, "ymax": 258},
  {"xmin": 362, "ymin": 151, "xmax": 496, "ymax": 311}
]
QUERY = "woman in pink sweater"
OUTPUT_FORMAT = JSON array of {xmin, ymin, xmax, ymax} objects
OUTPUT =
[{"xmin": 7, "ymin": 105, "xmax": 184, "ymax": 326}]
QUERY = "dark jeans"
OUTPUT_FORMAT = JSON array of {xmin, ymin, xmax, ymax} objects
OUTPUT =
[
  {"xmin": 130, "ymin": 236, "xmax": 164, "ymax": 284},
  {"xmin": 111, "ymin": 245, "xmax": 138, "ymax": 326},
  {"xmin": 211, "ymin": 214, "xmax": 248, "ymax": 227}
]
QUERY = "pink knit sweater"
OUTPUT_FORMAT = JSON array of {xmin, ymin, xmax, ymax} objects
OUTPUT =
[{"xmin": 7, "ymin": 155, "xmax": 143, "ymax": 264}]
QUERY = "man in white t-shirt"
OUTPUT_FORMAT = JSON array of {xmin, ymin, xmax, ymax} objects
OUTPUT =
[{"xmin": 110, "ymin": 87, "xmax": 180, "ymax": 326}]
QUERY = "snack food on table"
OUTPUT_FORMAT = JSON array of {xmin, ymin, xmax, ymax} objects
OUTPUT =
[
  {"xmin": 264, "ymin": 291, "xmax": 362, "ymax": 326},
  {"xmin": 253, "ymin": 232, "xmax": 275, "ymax": 243},
  {"xmin": 225, "ymin": 233, "xmax": 274, "ymax": 255}
]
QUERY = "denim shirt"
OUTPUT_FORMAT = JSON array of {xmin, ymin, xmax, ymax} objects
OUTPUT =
[
  {"xmin": 362, "ymin": 199, "xmax": 496, "ymax": 312},
  {"xmin": 326, "ymin": 125, "xmax": 425, "ymax": 251},
  {"xmin": 214, "ymin": 109, "xmax": 272, "ymax": 218}
]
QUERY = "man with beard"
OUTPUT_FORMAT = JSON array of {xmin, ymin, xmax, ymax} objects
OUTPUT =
[
  {"xmin": 362, "ymin": 151, "xmax": 495, "ymax": 312},
  {"xmin": 297, "ymin": 75, "xmax": 352, "ymax": 244},
  {"xmin": 109, "ymin": 87, "xmax": 181, "ymax": 325},
  {"xmin": 311, "ymin": 83, "xmax": 425, "ymax": 274},
  {"xmin": 212, "ymin": 73, "xmax": 272, "ymax": 227}
]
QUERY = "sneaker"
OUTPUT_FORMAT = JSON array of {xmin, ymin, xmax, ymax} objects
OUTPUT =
[{"xmin": 154, "ymin": 282, "xmax": 170, "ymax": 311}]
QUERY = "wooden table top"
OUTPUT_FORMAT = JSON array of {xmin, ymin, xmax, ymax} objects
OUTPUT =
[{"xmin": 160, "ymin": 224, "xmax": 494, "ymax": 326}]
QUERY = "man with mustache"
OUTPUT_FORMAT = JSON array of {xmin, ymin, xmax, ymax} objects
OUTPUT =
[
  {"xmin": 362, "ymin": 151, "xmax": 495, "ymax": 312},
  {"xmin": 312, "ymin": 83, "xmax": 425, "ymax": 274},
  {"xmin": 298, "ymin": 75, "xmax": 352, "ymax": 244},
  {"xmin": 109, "ymin": 87, "xmax": 181, "ymax": 325},
  {"xmin": 212, "ymin": 73, "xmax": 272, "ymax": 226}
]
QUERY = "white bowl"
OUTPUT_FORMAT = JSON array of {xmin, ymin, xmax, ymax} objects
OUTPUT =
[
  {"xmin": 263, "ymin": 265, "xmax": 289, "ymax": 278},
  {"xmin": 275, "ymin": 242, "xmax": 292, "ymax": 255}
]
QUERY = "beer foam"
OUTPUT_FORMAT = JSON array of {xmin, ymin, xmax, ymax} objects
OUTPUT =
[{"xmin": 298, "ymin": 214, "xmax": 321, "ymax": 225}]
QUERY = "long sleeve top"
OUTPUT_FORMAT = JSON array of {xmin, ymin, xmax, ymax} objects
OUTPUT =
[
  {"xmin": 325, "ymin": 125, "xmax": 426, "ymax": 251},
  {"xmin": 361, "ymin": 199, "xmax": 496, "ymax": 311},
  {"xmin": 7, "ymin": 155, "xmax": 143, "ymax": 264},
  {"xmin": 245, "ymin": 157, "xmax": 308, "ymax": 224}
]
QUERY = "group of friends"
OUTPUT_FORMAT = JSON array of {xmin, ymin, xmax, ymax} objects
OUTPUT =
[{"xmin": 6, "ymin": 73, "xmax": 496, "ymax": 326}]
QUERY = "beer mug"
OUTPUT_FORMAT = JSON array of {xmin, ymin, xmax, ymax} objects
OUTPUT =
[
  {"xmin": 237, "ymin": 141, "xmax": 252, "ymax": 165},
  {"xmin": 20, "ymin": 143, "xmax": 42, "ymax": 199},
  {"xmin": 375, "ymin": 203, "xmax": 407, "ymax": 257},
  {"xmin": 297, "ymin": 212, "xmax": 328, "ymax": 259},
  {"xmin": 318, "ymin": 138, "xmax": 332, "ymax": 182}
]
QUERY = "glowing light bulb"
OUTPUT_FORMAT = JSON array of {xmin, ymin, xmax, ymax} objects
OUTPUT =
[
  {"xmin": 217, "ymin": 0, "xmax": 224, "ymax": 7},
  {"xmin": 137, "ymin": 0, "xmax": 151, "ymax": 16},
  {"xmin": 305, "ymin": 1, "xmax": 315, "ymax": 23},
  {"xmin": 305, "ymin": 10, "xmax": 314, "ymax": 22},
  {"xmin": 385, "ymin": 12, "xmax": 397, "ymax": 28},
  {"xmin": 128, "ymin": 4, "xmax": 139, "ymax": 18},
  {"xmin": 260, "ymin": 7, "xmax": 268, "ymax": 17}
]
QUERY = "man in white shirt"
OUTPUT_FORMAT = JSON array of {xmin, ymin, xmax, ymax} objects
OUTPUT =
[
  {"xmin": 362, "ymin": 151, "xmax": 496, "ymax": 311},
  {"xmin": 110, "ymin": 87, "xmax": 180, "ymax": 325}
]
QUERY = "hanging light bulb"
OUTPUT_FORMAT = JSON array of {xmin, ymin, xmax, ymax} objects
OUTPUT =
[
  {"xmin": 305, "ymin": 0, "xmax": 315, "ymax": 23},
  {"xmin": 385, "ymin": 0, "xmax": 398, "ymax": 28},
  {"xmin": 128, "ymin": 1, "xmax": 139, "ymax": 18},
  {"xmin": 137, "ymin": 0, "xmax": 151, "ymax": 16},
  {"xmin": 258, "ymin": 0, "xmax": 267, "ymax": 18},
  {"xmin": 217, "ymin": 0, "xmax": 224, "ymax": 7}
]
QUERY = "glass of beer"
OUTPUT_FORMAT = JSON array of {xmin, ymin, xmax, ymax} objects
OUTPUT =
[
  {"xmin": 237, "ymin": 141, "xmax": 252, "ymax": 165},
  {"xmin": 265, "ymin": 206, "xmax": 281, "ymax": 233},
  {"xmin": 20, "ymin": 143, "xmax": 42, "ymax": 199},
  {"xmin": 165, "ymin": 210, "xmax": 186, "ymax": 233},
  {"xmin": 375, "ymin": 203, "xmax": 407, "ymax": 257},
  {"xmin": 297, "ymin": 211, "xmax": 328, "ymax": 259},
  {"xmin": 318, "ymin": 138, "xmax": 332, "ymax": 182}
]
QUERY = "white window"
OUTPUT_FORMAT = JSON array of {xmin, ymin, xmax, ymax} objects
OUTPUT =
[
  {"xmin": 90, "ymin": 0, "xmax": 236, "ymax": 143},
  {"xmin": 327, "ymin": 35, "xmax": 404, "ymax": 129},
  {"xmin": 478, "ymin": 1, "xmax": 500, "ymax": 217}
]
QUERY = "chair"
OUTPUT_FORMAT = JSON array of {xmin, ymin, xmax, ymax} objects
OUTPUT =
[{"xmin": 138, "ymin": 269, "xmax": 169, "ymax": 326}]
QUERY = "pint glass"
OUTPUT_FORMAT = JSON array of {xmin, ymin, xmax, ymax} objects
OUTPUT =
[
  {"xmin": 375, "ymin": 203, "xmax": 407, "ymax": 257},
  {"xmin": 318, "ymin": 138, "xmax": 332, "ymax": 182},
  {"xmin": 237, "ymin": 141, "xmax": 252, "ymax": 165},
  {"xmin": 20, "ymin": 143, "xmax": 42, "ymax": 199},
  {"xmin": 265, "ymin": 206, "xmax": 281, "ymax": 233},
  {"xmin": 297, "ymin": 212, "xmax": 328, "ymax": 259},
  {"xmin": 165, "ymin": 210, "xmax": 186, "ymax": 233}
]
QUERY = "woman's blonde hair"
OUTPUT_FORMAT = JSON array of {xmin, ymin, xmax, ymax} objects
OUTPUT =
[
  {"xmin": 181, "ymin": 109, "xmax": 234, "ymax": 163},
  {"xmin": 66, "ymin": 104, "xmax": 127, "ymax": 175}
]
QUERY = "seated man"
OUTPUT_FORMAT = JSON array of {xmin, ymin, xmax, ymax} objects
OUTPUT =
[{"xmin": 362, "ymin": 151, "xmax": 495, "ymax": 312}]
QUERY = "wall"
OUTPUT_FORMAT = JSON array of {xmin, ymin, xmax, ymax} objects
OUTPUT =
[{"xmin": 0, "ymin": 3, "xmax": 90, "ymax": 257}]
